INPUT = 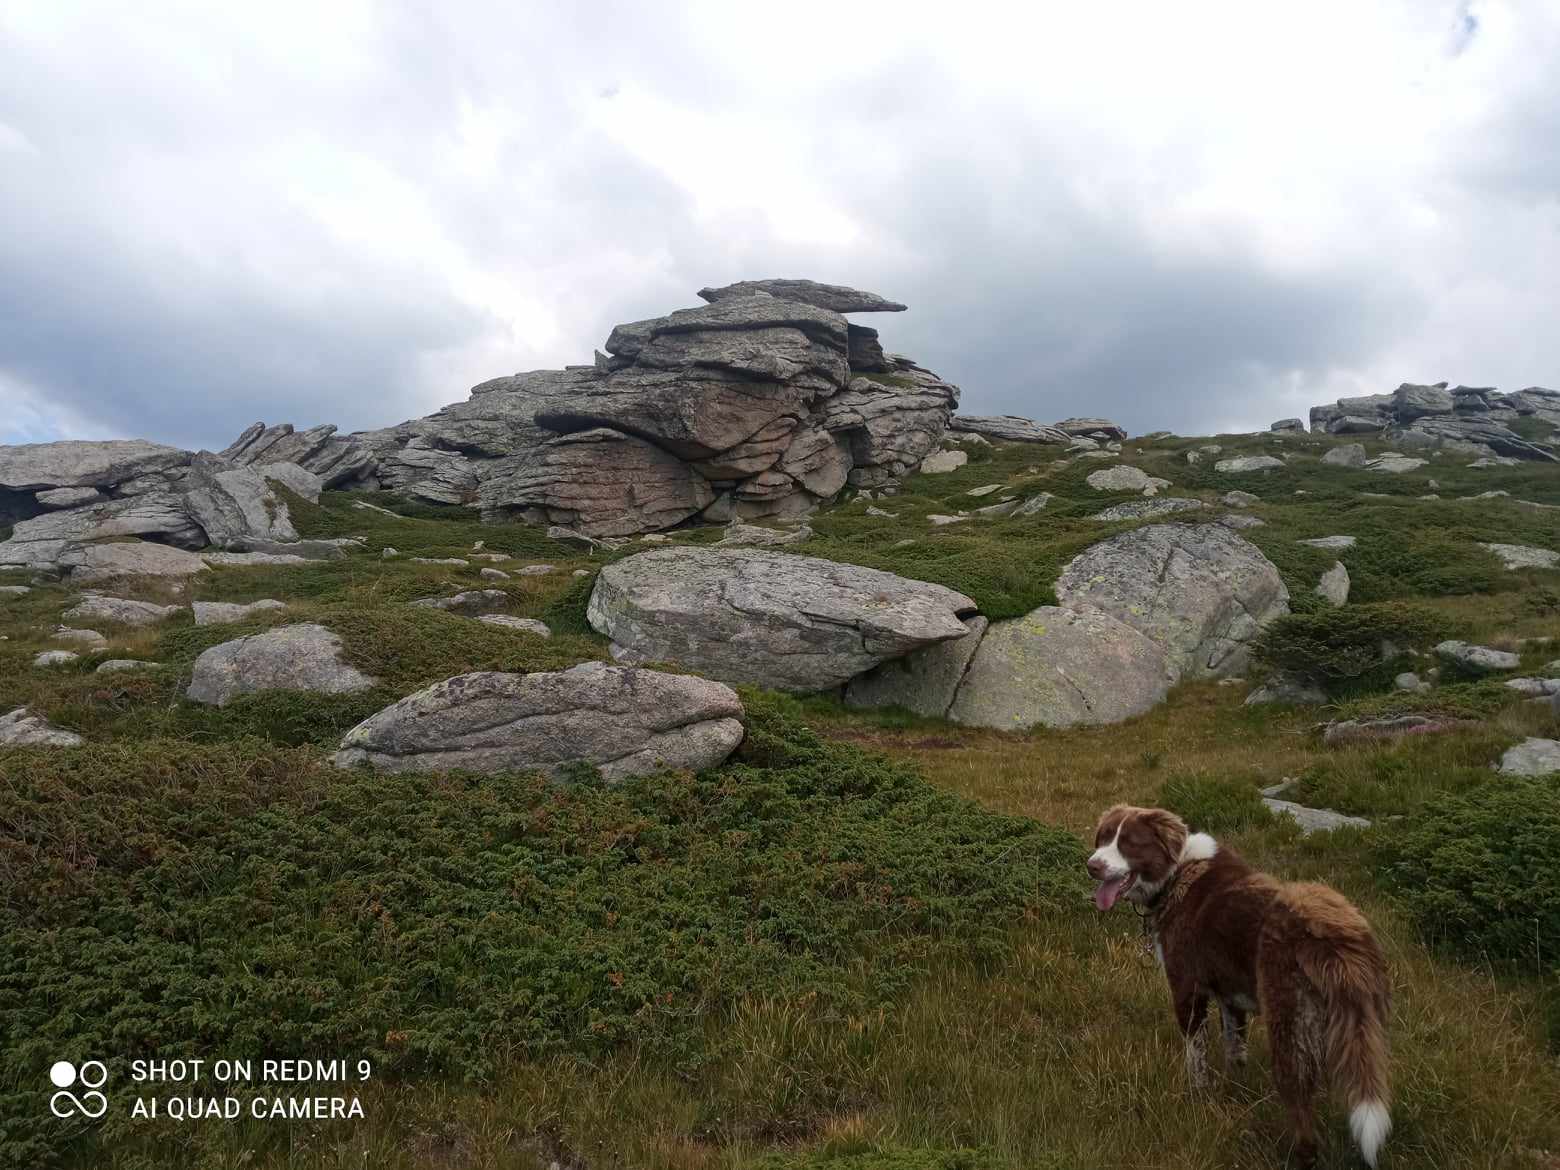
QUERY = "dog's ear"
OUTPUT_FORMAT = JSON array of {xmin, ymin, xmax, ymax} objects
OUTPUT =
[
  {"xmin": 1094, "ymin": 804, "xmax": 1131, "ymax": 845},
  {"xmin": 1141, "ymin": 808, "xmax": 1189, "ymax": 865}
]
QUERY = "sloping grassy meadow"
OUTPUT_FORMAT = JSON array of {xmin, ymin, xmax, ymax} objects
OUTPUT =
[{"xmin": 2, "ymin": 423, "xmax": 1559, "ymax": 1168}]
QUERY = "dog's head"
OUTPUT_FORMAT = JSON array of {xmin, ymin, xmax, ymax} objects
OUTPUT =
[{"xmin": 1086, "ymin": 805, "xmax": 1215, "ymax": 911}]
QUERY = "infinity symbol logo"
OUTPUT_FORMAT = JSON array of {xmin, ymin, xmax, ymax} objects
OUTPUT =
[{"xmin": 49, "ymin": 1060, "xmax": 108, "ymax": 1119}]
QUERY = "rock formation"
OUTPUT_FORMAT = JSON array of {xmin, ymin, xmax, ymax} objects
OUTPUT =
[
  {"xmin": 291, "ymin": 280, "xmax": 961, "ymax": 533},
  {"xmin": 1307, "ymin": 382, "xmax": 1557, "ymax": 461}
]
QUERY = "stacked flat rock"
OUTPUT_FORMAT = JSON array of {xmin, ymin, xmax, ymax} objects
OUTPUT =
[
  {"xmin": 1307, "ymin": 382, "xmax": 1557, "ymax": 461},
  {"xmin": 293, "ymin": 280, "xmax": 959, "ymax": 534},
  {"xmin": 0, "ymin": 438, "xmax": 324, "ymax": 578},
  {"xmin": 947, "ymin": 415, "xmax": 1072, "ymax": 444}
]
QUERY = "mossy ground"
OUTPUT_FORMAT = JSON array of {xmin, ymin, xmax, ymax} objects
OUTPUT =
[{"xmin": 2, "ymin": 427, "xmax": 1559, "ymax": 1168}]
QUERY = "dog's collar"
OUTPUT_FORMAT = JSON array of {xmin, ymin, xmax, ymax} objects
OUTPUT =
[{"xmin": 1134, "ymin": 856, "xmax": 1211, "ymax": 927}]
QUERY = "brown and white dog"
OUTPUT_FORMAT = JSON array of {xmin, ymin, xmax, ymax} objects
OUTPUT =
[{"xmin": 1087, "ymin": 805, "xmax": 1391, "ymax": 1167}]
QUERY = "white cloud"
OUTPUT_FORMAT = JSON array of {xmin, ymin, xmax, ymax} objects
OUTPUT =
[{"xmin": 1, "ymin": 0, "xmax": 1557, "ymax": 448}]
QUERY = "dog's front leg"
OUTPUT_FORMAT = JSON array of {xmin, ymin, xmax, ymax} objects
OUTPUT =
[{"xmin": 1172, "ymin": 981, "xmax": 1211, "ymax": 1088}]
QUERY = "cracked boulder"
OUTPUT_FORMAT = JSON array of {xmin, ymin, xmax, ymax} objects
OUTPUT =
[
  {"xmin": 1055, "ymin": 523, "xmax": 1289, "ymax": 677},
  {"xmin": 945, "ymin": 606, "xmax": 1178, "ymax": 729},
  {"xmin": 333, "ymin": 662, "xmax": 744, "ymax": 780},
  {"xmin": 182, "ymin": 457, "xmax": 298, "ymax": 548},
  {"xmin": 587, "ymin": 546, "xmax": 977, "ymax": 692}
]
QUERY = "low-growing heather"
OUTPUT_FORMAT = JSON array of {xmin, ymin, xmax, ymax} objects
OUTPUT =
[
  {"xmin": 0, "ymin": 695, "xmax": 1080, "ymax": 1166},
  {"xmin": 1373, "ymin": 774, "xmax": 1560, "ymax": 975},
  {"xmin": 1251, "ymin": 602, "xmax": 1455, "ymax": 686}
]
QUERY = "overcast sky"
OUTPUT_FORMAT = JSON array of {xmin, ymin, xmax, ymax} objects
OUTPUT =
[{"xmin": 2, "ymin": 1, "xmax": 1557, "ymax": 449}]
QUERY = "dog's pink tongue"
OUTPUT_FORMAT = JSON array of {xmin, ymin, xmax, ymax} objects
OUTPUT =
[{"xmin": 1094, "ymin": 877, "xmax": 1126, "ymax": 911}]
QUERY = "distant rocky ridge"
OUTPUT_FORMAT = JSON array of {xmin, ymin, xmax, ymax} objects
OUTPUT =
[
  {"xmin": 1303, "ymin": 382, "xmax": 1558, "ymax": 462},
  {"xmin": 0, "ymin": 279, "xmax": 1127, "ymax": 563}
]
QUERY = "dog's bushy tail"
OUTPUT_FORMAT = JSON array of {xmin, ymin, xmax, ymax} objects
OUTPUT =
[{"xmin": 1282, "ymin": 883, "xmax": 1392, "ymax": 1167}]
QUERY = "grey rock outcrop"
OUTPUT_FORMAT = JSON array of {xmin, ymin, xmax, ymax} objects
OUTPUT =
[
  {"xmin": 220, "ymin": 422, "xmax": 377, "ymax": 488},
  {"xmin": 945, "ymin": 606, "xmax": 1176, "ymax": 729},
  {"xmin": 182, "ymin": 458, "xmax": 298, "ymax": 548},
  {"xmin": 1055, "ymin": 523, "xmax": 1289, "ymax": 677},
  {"xmin": 1093, "ymin": 498, "xmax": 1205, "ymax": 521},
  {"xmin": 1498, "ymin": 738, "xmax": 1560, "ymax": 776},
  {"xmin": 408, "ymin": 590, "xmax": 509, "ymax": 615},
  {"xmin": 587, "ymin": 547, "xmax": 977, "ymax": 692},
  {"xmin": 62, "ymin": 595, "xmax": 182, "ymax": 627},
  {"xmin": 0, "ymin": 707, "xmax": 84, "ymax": 747},
  {"xmin": 1316, "ymin": 561, "xmax": 1350, "ymax": 607},
  {"xmin": 477, "ymin": 615, "xmax": 551, "ymax": 636},
  {"xmin": 0, "ymin": 439, "xmax": 189, "ymax": 492},
  {"xmin": 186, "ymin": 623, "xmax": 376, "ymax": 706},
  {"xmin": 1262, "ymin": 798, "xmax": 1370, "ymax": 835},
  {"xmin": 1320, "ymin": 443, "xmax": 1368, "ymax": 468},
  {"xmin": 696, "ymin": 278, "xmax": 907, "ymax": 314},
  {"xmin": 1307, "ymin": 382, "xmax": 1557, "ymax": 461},
  {"xmin": 1270, "ymin": 418, "xmax": 1305, "ymax": 433},
  {"xmin": 333, "ymin": 663, "xmax": 744, "ymax": 780},
  {"xmin": 1086, "ymin": 466, "xmax": 1169, "ymax": 495},
  {"xmin": 1480, "ymin": 542, "xmax": 1559, "ymax": 571},
  {"xmin": 1434, "ymin": 640, "xmax": 1520, "ymax": 674},
  {"xmin": 1056, "ymin": 418, "xmax": 1128, "ymax": 442},
  {"xmin": 1214, "ymin": 455, "xmax": 1285, "ymax": 473},
  {"xmin": 256, "ymin": 461, "xmax": 324, "ymax": 503},
  {"xmin": 192, "ymin": 599, "xmax": 287, "ymax": 626},
  {"xmin": 948, "ymin": 415, "xmax": 1072, "ymax": 444}
]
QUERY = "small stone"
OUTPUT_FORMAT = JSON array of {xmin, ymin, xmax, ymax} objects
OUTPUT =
[
  {"xmin": 1394, "ymin": 672, "xmax": 1430, "ymax": 693},
  {"xmin": 1012, "ymin": 493, "xmax": 1055, "ymax": 516},
  {"xmin": 517, "ymin": 564, "xmax": 556, "ymax": 576},
  {"xmin": 410, "ymin": 557, "xmax": 469, "ymax": 566},
  {"xmin": 965, "ymin": 484, "xmax": 1004, "ymax": 497},
  {"xmin": 34, "ymin": 650, "xmax": 79, "ymax": 667},
  {"xmin": 480, "ymin": 567, "xmax": 511, "ymax": 581},
  {"xmin": 382, "ymin": 547, "xmax": 399, "ymax": 558},
  {"xmin": 96, "ymin": 659, "xmax": 159, "ymax": 673},
  {"xmin": 1263, "ymin": 799, "xmax": 1370, "ymax": 835},
  {"xmin": 865, "ymin": 506, "xmax": 898, "ymax": 518},
  {"xmin": 927, "ymin": 514, "xmax": 967, "ymax": 526},
  {"xmin": 1221, "ymin": 491, "xmax": 1260, "ymax": 507},
  {"xmin": 1504, "ymin": 678, "xmax": 1560, "ymax": 697},
  {"xmin": 471, "ymin": 552, "xmax": 512, "ymax": 562},
  {"xmin": 1315, "ymin": 561, "xmax": 1350, "ymax": 607},
  {"xmin": 0, "ymin": 585, "xmax": 31, "ymax": 597},
  {"xmin": 1086, "ymin": 466, "xmax": 1171, "ymax": 495},
  {"xmin": 718, "ymin": 524, "xmax": 812, "ymax": 547},
  {"xmin": 1299, "ymin": 535, "xmax": 1357, "ymax": 550},
  {"xmin": 1218, "ymin": 514, "xmax": 1266, "ymax": 529},
  {"xmin": 1244, "ymin": 673, "xmax": 1327, "ymax": 705}
]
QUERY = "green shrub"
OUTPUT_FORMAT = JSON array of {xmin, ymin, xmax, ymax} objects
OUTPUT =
[
  {"xmin": 0, "ymin": 697, "xmax": 1081, "ymax": 1166},
  {"xmin": 1374, "ymin": 775, "xmax": 1560, "ymax": 974},
  {"xmin": 1158, "ymin": 773, "xmax": 1274, "ymax": 834},
  {"xmin": 1252, "ymin": 603, "xmax": 1455, "ymax": 683}
]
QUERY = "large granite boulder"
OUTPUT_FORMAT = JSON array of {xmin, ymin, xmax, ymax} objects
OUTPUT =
[
  {"xmin": 1, "ymin": 492, "xmax": 206, "ymax": 549},
  {"xmin": 945, "ymin": 605, "xmax": 1176, "ymax": 730},
  {"xmin": 332, "ymin": 662, "xmax": 744, "ymax": 780},
  {"xmin": 948, "ymin": 415, "xmax": 1072, "ymax": 444},
  {"xmin": 182, "ymin": 458, "xmax": 298, "ymax": 548},
  {"xmin": 587, "ymin": 547, "xmax": 977, "ymax": 692},
  {"xmin": 1054, "ymin": 523, "xmax": 1289, "ymax": 677},
  {"xmin": 1305, "ymin": 383, "xmax": 1557, "ymax": 460},
  {"xmin": 186, "ymin": 623, "xmax": 376, "ymax": 706},
  {"xmin": 1056, "ymin": 418, "xmax": 1127, "ymax": 441},
  {"xmin": 825, "ymin": 363, "xmax": 961, "ymax": 488}
]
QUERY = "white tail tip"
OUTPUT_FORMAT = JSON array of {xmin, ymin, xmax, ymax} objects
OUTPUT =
[{"xmin": 1350, "ymin": 1100, "xmax": 1391, "ymax": 1167}]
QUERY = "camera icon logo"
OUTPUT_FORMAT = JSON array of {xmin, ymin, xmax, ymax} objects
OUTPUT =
[{"xmin": 49, "ymin": 1060, "xmax": 108, "ymax": 1119}]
